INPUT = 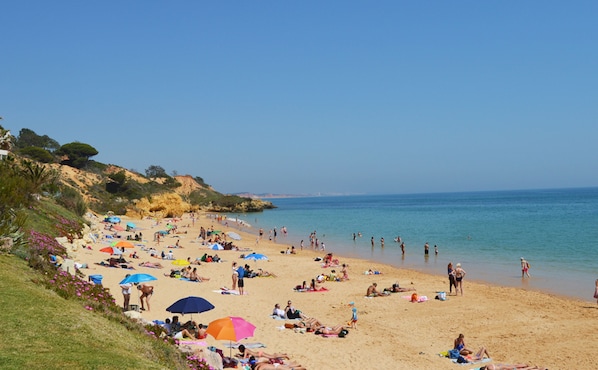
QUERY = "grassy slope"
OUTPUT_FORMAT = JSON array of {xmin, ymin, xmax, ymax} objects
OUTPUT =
[{"xmin": 0, "ymin": 256, "xmax": 180, "ymax": 370}]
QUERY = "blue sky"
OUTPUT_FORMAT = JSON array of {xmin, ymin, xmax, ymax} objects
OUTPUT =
[{"xmin": 2, "ymin": 1, "xmax": 597, "ymax": 195}]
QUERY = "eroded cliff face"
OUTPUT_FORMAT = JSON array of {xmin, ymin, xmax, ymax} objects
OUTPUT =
[{"xmin": 55, "ymin": 164, "xmax": 274, "ymax": 217}]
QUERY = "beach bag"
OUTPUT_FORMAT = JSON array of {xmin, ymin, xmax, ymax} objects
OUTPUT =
[
  {"xmin": 438, "ymin": 292, "xmax": 446, "ymax": 301},
  {"xmin": 457, "ymin": 355, "xmax": 468, "ymax": 363},
  {"xmin": 448, "ymin": 349, "xmax": 460, "ymax": 359}
]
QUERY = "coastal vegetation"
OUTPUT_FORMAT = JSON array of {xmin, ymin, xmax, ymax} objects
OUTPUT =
[{"xmin": 0, "ymin": 124, "xmax": 273, "ymax": 369}]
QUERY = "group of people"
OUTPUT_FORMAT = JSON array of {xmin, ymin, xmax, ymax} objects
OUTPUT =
[
  {"xmin": 272, "ymin": 300, "xmax": 308, "ymax": 320},
  {"xmin": 447, "ymin": 262, "xmax": 466, "ymax": 296},
  {"xmin": 119, "ymin": 275, "xmax": 153, "ymax": 311}
]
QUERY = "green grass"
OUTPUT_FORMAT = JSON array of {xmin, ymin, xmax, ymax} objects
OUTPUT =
[
  {"xmin": 21, "ymin": 199, "xmax": 82, "ymax": 237},
  {"xmin": 0, "ymin": 256, "xmax": 186, "ymax": 370}
]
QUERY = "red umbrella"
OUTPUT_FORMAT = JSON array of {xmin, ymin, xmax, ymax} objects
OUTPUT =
[{"xmin": 100, "ymin": 246, "xmax": 123, "ymax": 255}]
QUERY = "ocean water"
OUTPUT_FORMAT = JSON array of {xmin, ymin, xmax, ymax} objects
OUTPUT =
[{"xmin": 226, "ymin": 188, "xmax": 598, "ymax": 301}]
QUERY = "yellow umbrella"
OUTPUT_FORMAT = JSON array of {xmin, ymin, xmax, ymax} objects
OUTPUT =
[{"xmin": 172, "ymin": 259, "xmax": 190, "ymax": 266}]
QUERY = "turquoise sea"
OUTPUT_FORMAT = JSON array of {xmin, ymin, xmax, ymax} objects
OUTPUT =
[{"xmin": 227, "ymin": 188, "xmax": 598, "ymax": 301}]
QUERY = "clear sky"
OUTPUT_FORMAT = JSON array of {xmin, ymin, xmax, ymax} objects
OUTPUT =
[{"xmin": 2, "ymin": 1, "xmax": 597, "ymax": 195}]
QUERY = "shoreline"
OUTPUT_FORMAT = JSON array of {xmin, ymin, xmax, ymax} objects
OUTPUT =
[
  {"xmin": 225, "ymin": 216, "xmax": 595, "ymax": 303},
  {"xmin": 71, "ymin": 212, "xmax": 598, "ymax": 369}
]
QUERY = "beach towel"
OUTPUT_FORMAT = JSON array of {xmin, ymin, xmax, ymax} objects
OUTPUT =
[
  {"xmin": 224, "ymin": 342, "xmax": 266, "ymax": 349},
  {"xmin": 213, "ymin": 289, "xmax": 241, "ymax": 295}
]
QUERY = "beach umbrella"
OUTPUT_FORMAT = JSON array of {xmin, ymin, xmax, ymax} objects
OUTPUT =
[
  {"xmin": 210, "ymin": 243, "xmax": 224, "ymax": 250},
  {"xmin": 119, "ymin": 273, "xmax": 157, "ymax": 285},
  {"xmin": 100, "ymin": 246, "xmax": 123, "ymax": 255},
  {"xmin": 112, "ymin": 240, "xmax": 135, "ymax": 249},
  {"xmin": 106, "ymin": 216, "xmax": 121, "ymax": 224},
  {"xmin": 172, "ymin": 259, "xmax": 190, "ymax": 266},
  {"xmin": 166, "ymin": 296, "xmax": 215, "ymax": 320},
  {"xmin": 120, "ymin": 273, "xmax": 158, "ymax": 309},
  {"xmin": 211, "ymin": 230, "xmax": 222, "ymax": 234},
  {"xmin": 158, "ymin": 230, "xmax": 169, "ymax": 235},
  {"xmin": 226, "ymin": 232, "xmax": 242, "ymax": 241},
  {"xmin": 206, "ymin": 316, "xmax": 256, "ymax": 358},
  {"xmin": 112, "ymin": 225, "xmax": 125, "ymax": 232},
  {"xmin": 244, "ymin": 253, "xmax": 268, "ymax": 261},
  {"xmin": 126, "ymin": 222, "xmax": 136, "ymax": 229}
]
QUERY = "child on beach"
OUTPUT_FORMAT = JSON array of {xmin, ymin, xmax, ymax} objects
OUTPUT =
[{"xmin": 348, "ymin": 302, "xmax": 358, "ymax": 329}]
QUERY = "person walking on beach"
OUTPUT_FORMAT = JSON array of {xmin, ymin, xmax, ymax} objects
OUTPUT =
[
  {"xmin": 120, "ymin": 274, "xmax": 133, "ymax": 311},
  {"xmin": 594, "ymin": 279, "xmax": 598, "ymax": 304},
  {"xmin": 400, "ymin": 242, "xmax": 405, "ymax": 255},
  {"xmin": 454, "ymin": 263, "xmax": 466, "ymax": 296},
  {"xmin": 521, "ymin": 257, "xmax": 531, "ymax": 278}
]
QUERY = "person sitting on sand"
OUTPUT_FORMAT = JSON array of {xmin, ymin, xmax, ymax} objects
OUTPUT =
[
  {"xmin": 454, "ymin": 333, "xmax": 472, "ymax": 355},
  {"xmin": 237, "ymin": 344, "xmax": 290, "ymax": 361},
  {"xmin": 272, "ymin": 303, "xmax": 286, "ymax": 318},
  {"xmin": 285, "ymin": 300, "xmax": 308, "ymax": 320},
  {"xmin": 384, "ymin": 282, "xmax": 415, "ymax": 293},
  {"xmin": 366, "ymin": 283, "xmax": 388, "ymax": 297},
  {"xmin": 189, "ymin": 267, "xmax": 210, "ymax": 282}
]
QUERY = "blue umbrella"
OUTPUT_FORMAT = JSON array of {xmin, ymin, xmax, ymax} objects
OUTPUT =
[
  {"xmin": 211, "ymin": 243, "xmax": 224, "ymax": 250},
  {"xmin": 166, "ymin": 296, "xmax": 215, "ymax": 317},
  {"xmin": 126, "ymin": 222, "xmax": 136, "ymax": 228},
  {"xmin": 106, "ymin": 216, "xmax": 121, "ymax": 224},
  {"xmin": 244, "ymin": 253, "xmax": 268, "ymax": 261},
  {"xmin": 158, "ymin": 230, "xmax": 169, "ymax": 235},
  {"xmin": 119, "ymin": 273, "xmax": 157, "ymax": 285}
]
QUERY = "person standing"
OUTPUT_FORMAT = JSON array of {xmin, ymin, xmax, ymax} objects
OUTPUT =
[
  {"xmin": 349, "ymin": 302, "xmax": 358, "ymax": 329},
  {"xmin": 447, "ymin": 262, "xmax": 457, "ymax": 295},
  {"xmin": 380, "ymin": 237, "xmax": 385, "ymax": 247},
  {"xmin": 138, "ymin": 283, "xmax": 154, "ymax": 311},
  {"xmin": 237, "ymin": 263, "xmax": 245, "ymax": 295},
  {"xmin": 434, "ymin": 245, "xmax": 438, "ymax": 255},
  {"xmin": 521, "ymin": 257, "xmax": 531, "ymax": 278},
  {"xmin": 400, "ymin": 242, "xmax": 405, "ymax": 255},
  {"xmin": 231, "ymin": 262, "xmax": 238, "ymax": 290},
  {"xmin": 594, "ymin": 279, "xmax": 598, "ymax": 305},
  {"xmin": 455, "ymin": 263, "xmax": 466, "ymax": 296},
  {"xmin": 120, "ymin": 274, "xmax": 133, "ymax": 311},
  {"xmin": 371, "ymin": 237, "xmax": 375, "ymax": 248},
  {"xmin": 424, "ymin": 242, "xmax": 429, "ymax": 256}
]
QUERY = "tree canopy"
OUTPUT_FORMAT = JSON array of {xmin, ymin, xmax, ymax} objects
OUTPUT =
[
  {"xmin": 145, "ymin": 165, "xmax": 168, "ymax": 179},
  {"xmin": 16, "ymin": 128, "xmax": 60, "ymax": 152},
  {"xmin": 55, "ymin": 142, "xmax": 99, "ymax": 169}
]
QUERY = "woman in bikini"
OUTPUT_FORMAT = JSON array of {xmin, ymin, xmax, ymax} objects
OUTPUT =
[{"xmin": 454, "ymin": 263, "xmax": 466, "ymax": 296}]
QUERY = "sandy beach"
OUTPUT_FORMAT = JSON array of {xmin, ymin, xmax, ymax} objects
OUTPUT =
[{"xmin": 69, "ymin": 212, "xmax": 598, "ymax": 369}]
